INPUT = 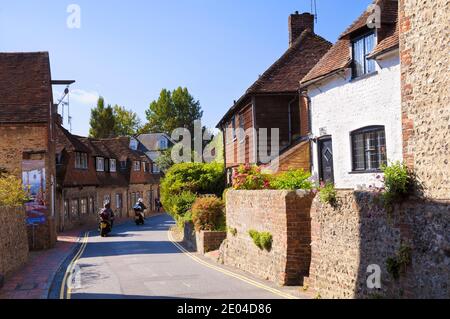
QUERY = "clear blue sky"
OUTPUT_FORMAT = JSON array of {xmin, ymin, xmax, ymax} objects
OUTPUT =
[{"xmin": 0, "ymin": 0, "xmax": 371, "ymax": 136}]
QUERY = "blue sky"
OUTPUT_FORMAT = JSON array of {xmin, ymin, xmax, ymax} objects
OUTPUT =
[{"xmin": 0, "ymin": 0, "xmax": 371, "ymax": 136}]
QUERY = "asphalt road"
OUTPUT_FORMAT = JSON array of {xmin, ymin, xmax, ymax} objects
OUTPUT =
[{"xmin": 51, "ymin": 214, "xmax": 300, "ymax": 299}]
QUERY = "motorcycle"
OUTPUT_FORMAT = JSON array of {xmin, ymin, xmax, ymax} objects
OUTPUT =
[
  {"xmin": 133, "ymin": 204, "xmax": 145, "ymax": 226},
  {"xmin": 99, "ymin": 211, "xmax": 112, "ymax": 237}
]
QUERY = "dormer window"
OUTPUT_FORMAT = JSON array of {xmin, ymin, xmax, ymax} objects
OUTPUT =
[
  {"xmin": 352, "ymin": 32, "xmax": 376, "ymax": 78},
  {"xmin": 96, "ymin": 157, "xmax": 105, "ymax": 172},
  {"xmin": 130, "ymin": 139, "xmax": 138, "ymax": 151},
  {"xmin": 75, "ymin": 152, "xmax": 88, "ymax": 169},
  {"xmin": 110, "ymin": 159, "xmax": 117, "ymax": 172},
  {"xmin": 159, "ymin": 138, "xmax": 168, "ymax": 150}
]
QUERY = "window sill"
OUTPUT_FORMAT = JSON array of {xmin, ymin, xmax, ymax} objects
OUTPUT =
[
  {"xmin": 350, "ymin": 71, "xmax": 378, "ymax": 83},
  {"xmin": 349, "ymin": 170, "xmax": 383, "ymax": 175}
]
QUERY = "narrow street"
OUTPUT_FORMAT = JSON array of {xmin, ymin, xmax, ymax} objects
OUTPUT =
[{"xmin": 50, "ymin": 215, "xmax": 300, "ymax": 300}]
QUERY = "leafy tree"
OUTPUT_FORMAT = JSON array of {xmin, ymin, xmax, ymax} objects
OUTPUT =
[
  {"xmin": 143, "ymin": 87, "xmax": 203, "ymax": 137},
  {"xmin": 0, "ymin": 173, "xmax": 30, "ymax": 207},
  {"xmin": 113, "ymin": 105, "xmax": 142, "ymax": 136},
  {"xmin": 89, "ymin": 97, "xmax": 116, "ymax": 138},
  {"xmin": 160, "ymin": 162, "xmax": 225, "ymax": 220}
]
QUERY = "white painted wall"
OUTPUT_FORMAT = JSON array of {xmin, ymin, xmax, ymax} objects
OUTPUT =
[{"xmin": 308, "ymin": 51, "xmax": 402, "ymax": 189}]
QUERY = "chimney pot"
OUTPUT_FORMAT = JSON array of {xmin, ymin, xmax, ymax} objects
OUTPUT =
[{"xmin": 289, "ymin": 12, "xmax": 315, "ymax": 47}]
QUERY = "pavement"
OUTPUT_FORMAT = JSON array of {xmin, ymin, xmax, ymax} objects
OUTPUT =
[
  {"xmin": 49, "ymin": 214, "xmax": 309, "ymax": 299},
  {"xmin": 0, "ymin": 227, "xmax": 85, "ymax": 299}
]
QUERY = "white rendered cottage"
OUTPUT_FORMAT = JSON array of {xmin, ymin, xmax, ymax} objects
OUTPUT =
[{"xmin": 300, "ymin": 0, "xmax": 402, "ymax": 189}]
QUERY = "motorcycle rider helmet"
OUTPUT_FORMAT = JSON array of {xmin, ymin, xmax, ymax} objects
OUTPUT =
[{"xmin": 138, "ymin": 198, "xmax": 144, "ymax": 204}]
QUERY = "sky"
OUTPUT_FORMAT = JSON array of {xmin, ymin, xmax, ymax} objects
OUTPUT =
[{"xmin": 0, "ymin": 0, "xmax": 372, "ymax": 136}]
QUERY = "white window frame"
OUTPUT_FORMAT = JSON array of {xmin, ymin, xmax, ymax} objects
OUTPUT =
[
  {"xmin": 160, "ymin": 138, "xmax": 168, "ymax": 150},
  {"xmin": 153, "ymin": 164, "xmax": 161, "ymax": 174},
  {"xmin": 75, "ymin": 152, "xmax": 88, "ymax": 169},
  {"xmin": 134, "ymin": 161, "xmax": 141, "ymax": 171},
  {"xmin": 96, "ymin": 157, "xmax": 105, "ymax": 172},
  {"xmin": 110, "ymin": 159, "xmax": 117, "ymax": 172}
]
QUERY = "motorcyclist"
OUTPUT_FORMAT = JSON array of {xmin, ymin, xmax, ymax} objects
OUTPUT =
[
  {"xmin": 136, "ymin": 198, "xmax": 147, "ymax": 215},
  {"xmin": 99, "ymin": 201, "xmax": 114, "ymax": 228},
  {"xmin": 133, "ymin": 198, "xmax": 146, "ymax": 223}
]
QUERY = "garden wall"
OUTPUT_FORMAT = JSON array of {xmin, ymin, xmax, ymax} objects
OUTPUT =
[
  {"xmin": 308, "ymin": 190, "xmax": 450, "ymax": 299},
  {"xmin": 183, "ymin": 222, "xmax": 226, "ymax": 255},
  {"xmin": 0, "ymin": 206, "xmax": 29, "ymax": 282},
  {"xmin": 219, "ymin": 190, "xmax": 314, "ymax": 286}
]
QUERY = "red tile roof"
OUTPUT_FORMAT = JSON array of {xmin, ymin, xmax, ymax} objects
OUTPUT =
[
  {"xmin": 218, "ymin": 29, "xmax": 331, "ymax": 126},
  {"xmin": 0, "ymin": 52, "xmax": 53, "ymax": 123},
  {"xmin": 301, "ymin": 0, "xmax": 399, "ymax": 86}
]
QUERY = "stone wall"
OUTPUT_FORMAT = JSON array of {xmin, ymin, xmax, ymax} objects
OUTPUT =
[
  {"xmin": 219, "ymin": 190, "xmax": 314, "ymax": 286},
  {"xmin": 399, "ymin": 0, "xmax": 450, "ymax": 200},
  {"xmin": 0, "ymin": 207, "xmax": 29, "ymax": 280},
  {"xmin": 308, "ymin": 190, "xmax": 449, "ymax": 299}
]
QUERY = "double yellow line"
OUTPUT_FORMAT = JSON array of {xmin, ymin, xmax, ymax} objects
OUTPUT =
[
  {"xmin": 167, "ymin": 231, "xmax": 298, "ymax": 300},
  {"xmin": 60, "ymin": 232, "xmax": 90, "ymax": 300}
]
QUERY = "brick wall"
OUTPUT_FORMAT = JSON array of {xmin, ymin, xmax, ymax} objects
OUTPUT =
[
  {"xmin": 0, "ymin": 207, "xmax": 29, "ymax": 279},
  {"xmin": 308, "ymin": 190, "xmax": 449, "ymax": 299},
  {"xmin": 0, "ymin": 124, "xmax": 56, "ymax": 250},
  {"xmin": 399, "ymin": 0, "xmax": 450, "ymax": 199},
  {"xmin": 219, "ymin": 190, "xmax": 314, "ymax": 286},
  {"xmin": 196, "ymin": 231, "xmax": 227, "ymax": 255}
]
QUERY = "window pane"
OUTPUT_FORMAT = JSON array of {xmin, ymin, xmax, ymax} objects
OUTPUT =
[
  {"xmin": 352, "ymin": 133, "xmax": 365, "ymax": 170},
  {"xmin": 365, "ymin": 33, "xmax": 376, "ymax": 73},
  {"xmin": 353, "ymin": 38, "xmax": 365, "ymax": 77}
]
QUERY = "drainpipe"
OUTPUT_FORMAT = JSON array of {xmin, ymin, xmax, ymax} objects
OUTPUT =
[{"xmin": 287, "ymin": 96, "xmax": 297, "ymax": 146}]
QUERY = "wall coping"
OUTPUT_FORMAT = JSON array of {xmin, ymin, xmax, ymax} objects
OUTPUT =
[{"xmin": 227, "ymin": 189, "xmax": 313, "ymax": 197}]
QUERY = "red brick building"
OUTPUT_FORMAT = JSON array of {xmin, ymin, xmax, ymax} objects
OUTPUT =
[
  {"xmin": 55, "ymin": 126, "xmax": 159, "ymax": 231},
  {"xmin": 217, "ymin": 13, "xmax": 331, "ymax": 181},
  {"xmin": 0, "ymin": 52, "xmax": 58, "ymax": 250}
]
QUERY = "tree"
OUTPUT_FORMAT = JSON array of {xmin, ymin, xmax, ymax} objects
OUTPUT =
[
  {"xmin": 89, "ymin": 97, "xmax": 116, "ymax": 138},
  {"xmin": 143, "ymin": 87, "xmax": 203, "ymax": 137},
  {"xmin": 113, "ymin": 105, "xmax": 142, "ymax": 136}
]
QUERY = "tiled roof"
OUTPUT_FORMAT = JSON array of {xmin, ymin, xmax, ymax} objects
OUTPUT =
[
  {"xmin": 0, "ymin": 52, "xmax": 52, "ymax": 123},
  {"xmin": 301, "ymin": 0, "xmax": 399, "ymax": 86},
  {"xmin": 137, "ymin": 133, "xmax": 174, "ymax": 152},
  {"xmin": 56, "ymin": 124, "xmax": 91, "ymax": 154},
  {"xmin": 368, "ymin": 22, "xmax": 399, "ymax": 58},
  {"xmin": 218, "ymin": 29, "xmax": 331, "ymax": 126}
]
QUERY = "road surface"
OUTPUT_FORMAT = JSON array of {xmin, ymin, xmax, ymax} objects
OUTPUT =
[{"xmin": 50, "ymin": 214, "xmax": 301, "ymax": 299}]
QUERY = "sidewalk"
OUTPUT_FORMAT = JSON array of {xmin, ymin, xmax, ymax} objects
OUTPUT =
[{"xmin": 0, "ymin": 218, "xmax": 130, "ymax": 300}]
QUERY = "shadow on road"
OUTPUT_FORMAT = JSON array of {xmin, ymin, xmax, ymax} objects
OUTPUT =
[{"xmin": 80, "ymin": 214, "xmax": 181, "ymax": 258}]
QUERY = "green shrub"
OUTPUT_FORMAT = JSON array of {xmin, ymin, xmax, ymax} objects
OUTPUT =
[
  {"xmin": 319, "ymin": 183, "xmax": 337, "ymax": 205},
  {"xmin": 164, "ymin": 190, "xmax": 197, "ymax": 218},
  {"xmin": 232, "ymin": 165, "xmax": 272, "ymax": 190},
  {"xmin": 270, "ymin": 169, "xmax": 313, "ymax": 190},
  {"xmin": 249, "ymin": 230, "xmax": 273, "ymax": 251},
  {"xmin": 382, "ymin": 162, "xmax": 410, "ymax": 196},
  {"xmin": 381, "ymin": 162, "xmax": 412, "ymax": 208},
  {"xmin": 191, "ymin": 196, "xmax": 226, "ymax": 232},
  {"xmin": 386, "ymin": 244, "xmax": 412, "ymax": 280},
  {"xmin": 160, "ymin": 162, "xmax": 226, "ymax": 219},
  {"xmin": 0, "ymin": 173, "xmax": 30, "ymax": 207}
]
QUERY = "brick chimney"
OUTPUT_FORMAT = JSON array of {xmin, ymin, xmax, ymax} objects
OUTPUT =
[{"xmin": 289, "ymin": 12, "xmax": 315, "ymax": 47}]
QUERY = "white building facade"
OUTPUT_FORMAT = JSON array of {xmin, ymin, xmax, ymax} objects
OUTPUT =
[{"xmin": 301, "ymin": 7, "xmax": 402, "ymax": 190}]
